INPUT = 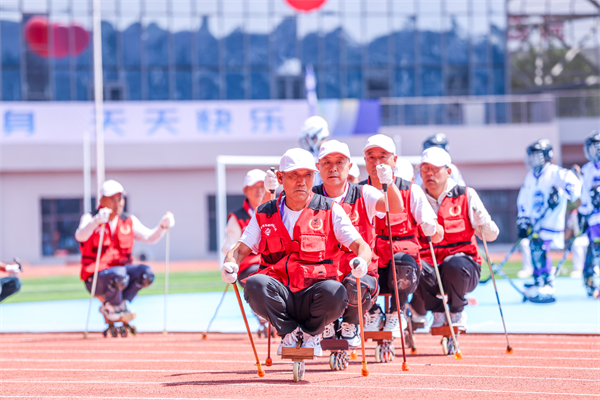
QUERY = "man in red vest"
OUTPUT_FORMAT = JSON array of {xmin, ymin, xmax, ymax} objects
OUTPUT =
[
  {"xmin": 75, "ymin": 180, "xmax": 175, "ymax": 323},
  {"xmin": 223, "ymin": 148, "xmax": 372, "ymax": 356},
  {"xmin": 312, "ymin": 140, "xmax": 404, "ymax": 347},
  {"xmin": 412, "ymin": 147, "xmax": 499, "ymax": 329},
  {"xmin": 360, "ymin": 134, "xmax": 444, "ymax": 337}
]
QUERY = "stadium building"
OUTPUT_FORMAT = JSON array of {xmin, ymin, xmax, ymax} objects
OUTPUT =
[{"xmin": 0, "ymin": 0, "xmax": 598, "ymax": 264}]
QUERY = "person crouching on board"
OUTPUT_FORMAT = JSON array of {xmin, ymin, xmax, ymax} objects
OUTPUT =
[
  {"xmin": 75, "ymin": 179, "xmax": 175, "ymax": 323},
  {"xmin": 410, "ymin": 147, "xmax": 499, "ymax": 330},
  {"xmin": 0, "ymin": 260, "xmax": 22, "ymax": 302},
  {"xmin": 223, "ymin": 148, "xmax": 372, "ymax": 356}
]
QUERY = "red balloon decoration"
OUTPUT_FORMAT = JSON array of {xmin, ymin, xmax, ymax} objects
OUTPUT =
[
  {"xmin": 24, "ymin": 16, "xmax": 90, "ymax": 59},
  {"xmin": 285, "ymin": 0, "xmax": 327, "ymax": 12}
]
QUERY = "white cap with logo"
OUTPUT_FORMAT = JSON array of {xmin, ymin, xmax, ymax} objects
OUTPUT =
[
  {"xmin": 279, "ymin": 148, "xmax": 319, "ymax": 172},
  {"xmin": 243, "ymin": 169, "xmax": 267, "ymax": 188},
  {"xmin": 318, "ymin": 139, "xmax": 351, "ymax": 160},
  {"xmin": 421, "ymin": 147, "xmax": 452, "ymax": 168},
  {"xmin": 100, "ymin": 180, "xmax": 125, "ymax": 198},
  {"xmin": 363, "ymin": 134, "xmax": 396, "ymax": 155}
]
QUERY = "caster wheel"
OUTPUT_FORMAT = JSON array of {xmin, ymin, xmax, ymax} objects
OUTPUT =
[
  {"xmin": 293, "ymin": 361, "xmax": 305, "ymax": 382},
  {"xmin": 329, "ymin": 353, "xmax": 337, "ymax": 371},
  {"xmin": 128, "ymin": 325, "xmax": 137, "ymax": 336},
  {"xmin": 339, "ymin": 351, "xmax": 349, "ymax": 370},
  {"xmin": 109, "ymin": 326, "xmax": 118, "ymax": 338},
  {"xmin": 119, "ymin": 326, "xmax": 128, "ymax": 337},
  {"xmin": 441, "ymin": 337, "xmax": 449, "ymax": 355},
  {"xmin": 447, "ymin": 338, "xmax": 456, "ymax": 355},
  {"xmin": 388, "ymin": 344, "xmax": 395, "ymax": 362},
  {"xmin": 374, "ymin": 345, "xmax": 382, "ymax": 363},
  {"xmin": 102, "ymin": 330, "xmax": 108, "ymax": 338}
]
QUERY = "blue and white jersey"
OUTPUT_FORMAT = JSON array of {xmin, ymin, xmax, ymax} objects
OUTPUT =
[
  {"xmin": 577, "ymin": 161, "xmax": 600, "ymax": 225},
  {"xmin": 517, "ymin": 163, "xmax": 581, "ymax": 248}
]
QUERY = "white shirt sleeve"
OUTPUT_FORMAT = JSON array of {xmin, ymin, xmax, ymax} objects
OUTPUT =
[
  {"xmin": 222, "ymin": 216, "xmax": 243, "ymax": 255},
  {"xmin": 467, "ymin": 188, "xmax": 500, "ymax": 242},
  {"xmin": 131, "ymin": 214, "xmax": 164, "ymax": 244},
  {"xmin": 331, "ymin": 202, "xmax": 362, "ymax": 248},
  {"xmin": 557, "ymin": 168, "xmax": 582, "ymax": 203},
  {"xmin": 74, "ymin": 213, "xmax": 96, "ymax": 243},
  {"xmin": 361, "ymin": 185, "xmax": 384, "ymax": 223},
  {"xmin": 410, "ymin": 184, "xmax": 438, "ymax": 237},
  {"xmin": 240, "ymin": 214, "xmax": 261, "ymax": 254}
]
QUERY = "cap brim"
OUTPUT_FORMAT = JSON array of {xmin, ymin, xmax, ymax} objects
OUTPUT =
[
  {"xmin": 318, "ymin": 150, "xmax": 351, "ymax": 160},
  {"xmin": 282, "ymin": 165, "xmax": 319, "ymax": 173},
  {"xmin": 363, "ymin": 144, "xmax": 395, "ymax": 155}
]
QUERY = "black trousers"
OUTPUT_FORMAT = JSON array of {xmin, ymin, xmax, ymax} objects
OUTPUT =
[
  {"xmin": 0, "ymin": 277, "xmax": 21, "ymax": 302},
  {"xmin": 237, "ymin": 264, "xmax": 260, "ymax": 290},
  {"xmin": 244, "ymin": 274, "xmax": 348, "ymax": 336},
  {"xmin": 84, "ymin": 264, "xmax": 154, "ymax": 306},
  {"xmin": 410, "ymin": 255, "xmax": 481, "ymax": 315},
  {"xmin": 374, "ymin": 252, "xmax": 421, "ymax": 313},
  {"xmin": 341, "ymin": 273, "xmax": 378, "ymax": 324}
]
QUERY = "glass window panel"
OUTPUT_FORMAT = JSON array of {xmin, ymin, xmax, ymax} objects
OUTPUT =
[
  {"xmin": 366, "ymin": 16, "xmax": 389, "ymax": 66},
  {"xmin": 101, "ymin": 18, "xmax": 118, "ymax": 67},
  {"xmin": 490, "ymin": 0, "xmax": 506, "ymax": 14},
  {"xmin": 50, "ymin": 14, "xmax": 71, "ymax": 68},
  {"xmin": 1, "ymin": 19, "xmax": 21, "ymax": 66},
  {"xmin": 51, "ymin": 0, "xmax": 70, "ymax": 12},
  {"xmin": 42, "ymin": 221, "xmax": 53, "ymax": 256},
  {"xmin": 56, "ymin": 199, "xmax": 80, "ymax": 214},
  {"xmin": 147, "ymin": 66, "xmax": 169, "ymax": 99},
  {"xmin": 392, "ymin": 15, "xmax": 416, "ymax": 66},
  {"xmin": 175, "ymin": 68, "xmax": 192, "ymax": 100},
  {"xmin": 574, "ymin": 1, "xmax": 599, "ymax": 13},
  {"xmin": 103, "ymin": 68, "xmax": 118, "ymax": 84},
  {"xmin": 345, "ymin": 68, "xmax": 362, "ymax": 98},
  {"xmin": 226, "ymin": 71, "xmax": 245, "ymax": 99},
  {"xmin": 273, "ymin": 16, "xmax": 297, "ymax": 69},
  {"xmin": 54, "ymin": 68, "xmax": 71, "ymax": 100},
  {"xmin": 419, "ymin": 15, "xmax": 442, "ymax": 65},
  {"xmin": 421, "ymin": 67, "xmax": 442, "ymax": 96},
  {"xmin": 472, "ymin": 67, "xmax": 489, "ymax": 95},
  {"xmin": 22, "ymin": 0, "xmax": 48, "ymax": 13},
  {"xmin": 100, "ymin": 0, "xmax": 117, "ymax": 16},
  {"xmin": 223, "ymin": 15, "xmax": 244, "ymax": 67},
  {"xmin": 72, "ymin": 0, "xmax": 89, "ymax": 14},
  {"xmin": 196, "ymin": 0, "xmax": 218, "ymax": 14},
  {"xmin": 42, "ymin": 199, "xmax": 52, "ymax": 216},
  {"xmin": 197, "ymin": 16, "xmax": 219, "ymax": 66},
  {"xmin": 445, "ymin": 66, "xmax": 468, "ymax": 95},
  {"xmin": 125, "ymin": 69, "xmax": 141, "ymax": 100},
  {"xmin": 275, "ymin": 0, "xmax": 300, "ymax": 14},
  {"xmin": 298, "ymin": 14, "xmax": 318, "ymax": 66},
  {"xmin": 321, "ymin": 0, "xmax": 340, "ymax": 12},
  {"xmin": 248, "ymin": 0, "xmax": 270, "ymax": 14},
  {"xmin": 76, "ymin": 69, "xmax": 91, "ymax": 100},
  {"xmin": 2, "ymin": 69, "xmax": 22, "ymax": 100},
  {"xmin": 419, "ymin": 0, "xmax": 442, "ymax": 14},
  {"xmin": 343, "ymin": 15, "xmax": 362, "ymax": 66},
  {"xmin": 392, "ymin": 0, "xmax": 415, "ymax": 14},
  {"xmin": 145, "ymin": 0, "xmax": 168, "ymax": 15},
  {"xmin": 121, "ymin": 0, "xmax": 141, "ymax": 21},
  {"xmin": 145, "ymin": 17, "xmax": 169, "ymax": 66},
  {"xmin": 366, "ymin": 69, "xmax": 389, "ymax": 98},
  {"xmin": 445, "ymin": 15, "xmax": 468, "ymax": 66},
  {"xmin": 322, "ymin": 15, "xmax": 341, "ymax": 66},
  {"xmin": 445, "ymin": 0, "xmax": 468, "ymax": 14},
  {"xmin": 248, "ymin": 16, "xmax": 269, "ymax": 66},
  {"xmin": 251, "ymin": 70, "xmax": 270, "ymax": 99},
  {"xmin": 172, "ymin": 0, "xmax": 192, "ymax": 14},
  {"xmin": 493, "ymin": 66, "xmax": 505, "ymax": 95},
  {"xmin": 1, "ymin": 0, "xmax": 19, "ymax": 11},
  {"xmin": 56, "ymin": 219, "xmax": 81, "ymax": 254},
  {"xmin": 122, "ymin": 21, "xmax": 142, "ymax": 66},
  {"xmin": 490, "ymin": 14, "xmax": 505, "ymax": 64},
  {"xmin": 394, "ymin": 68, "xmax": 415, "ymax": 97},
  {"xmin": 472, "ymin": 0, "xmax": 487, "ymax": 15},
  {"xmin": 366, "ymin": 0, "xmax": 388, "ymax": 14},
  {"xmin": 173, "ymin": 19, "xmax": 192, "ymax": 66},
  {"xmin": 223, "ymin": 0, "xmax": 245, "ymax": 14},
  {"xmin": 320, "ymin": 69, "xmax": 340, "ymax": 99}
]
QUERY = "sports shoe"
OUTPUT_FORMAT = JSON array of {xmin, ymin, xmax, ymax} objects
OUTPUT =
[
  {"xmin": 363, "ymin": 306, "xmax": 385, "ymax": 331},
  {"xmin": 450, "ymin": 311, "xmax": 468, "ymax": 330},
  {"xmin": 118, "ymin": 300, "xmax": 136, "ymax": 322},
  {"xmin": 277, "ymin": 327, "xmax": 300, "ymax": 355},
  {"xmin": 322, "ymin": 322, "xmax": 336, "ymax": 340},
  {"xmin": 339, "ymin": 322, "xmax": 361, "ymax": 348},
  {"xmin": 431, "ymin": 312, "xmax": 446, "ymax": 328},
  {"xmin": 409, "ymin": 304, "xmax": 427, "ymax": 325},
  {"xmin": 517, "ymin": 269, "xmax": 533, "ymax": 279},
  {"xmin": 570, "ymin": 270, "xmax": 583, "ymax": 279},
  {"xmin": 100, "ymin": 302, "xmax": 123, "ymax": 323},
  {"xmin": 585, "ymin": 276, "xmax": 598, "ymax": 297},
  {"xmin": 302, "ymin": 331, "xmax": 323, "ymax": 357},
  {"xmin": 383, "ymin": 312, "xmax": 406, "ymax": 338}
]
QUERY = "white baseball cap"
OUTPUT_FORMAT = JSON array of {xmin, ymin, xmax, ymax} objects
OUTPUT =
[
  {"xmin": 363, "ymin": 134, "xmax": 396, "ymax": 155},
  {"xmin": 100, "ymin": 180, "xmax": 125, "ymax": 198},
  {"xmin": 318, "ymin": 140, "xmax": 351, "ymax": 160},
  {"xmin": 243, "ymin": 169, "xmax": 267, "ymax": 188},
  {"xmin": 279, "ymin": 148, "xmax": 319, "ymax": 172},
  {"xmin": 349, "ymin": 163, "xmax": 360, "ymax": 179},
  {"xmin": 421, "ymin": 147, "xmax": 452, "ymax": 168}
]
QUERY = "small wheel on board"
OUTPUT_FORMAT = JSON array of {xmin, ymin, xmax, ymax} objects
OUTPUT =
[
  {"xmin": 119, "ymin": 326, "xmax": 128, "ymax": 337},
  {"xmin": 441, "ymin": 337, "xmax": 449, "ymax": 355},
  {"xmin": 109, "ymin": 326, "xmax": 118, "ymax": 338},
  {"xmin": 338, "ymin": 350, "xmax": 349, "ymax": 370},
  {"xmin": 447, "ymin": 338, "xmax": 456, "ymax": 355},
  {"xmin": 329, "ymin": 352, "xmax": 337, "ymax": 371},
  {"xmin": 293, "ymin": 361, "xmax": 305, "ymax": 382},
  {"xmin": 374, "ymin": 344, "xmax": 382, "ymax": 363},
  {"xmin": 128, "ymin": 325, "xmax": 137, "ymax": 336},
  {"xmin": 388, "ymin": 344, "xmax": 395, "ymax": 362},
  {"xmin": 102, "ymin": 329, "xmax": 108, "ymax": 338}
]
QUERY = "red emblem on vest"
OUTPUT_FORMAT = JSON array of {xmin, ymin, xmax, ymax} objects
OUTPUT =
[
  {"xmin": 120, "ymin": 224, "xmax": 131, "ymax": 235},
  {"xmin": 449, "ymin": 205, "xmax": 461, "ymax": 217},
  {"xmin": 310, "ymin": 218, "xmax": 323, "ymax": 231},
  {"xmin": 265, "ymin": 228, "xmax": 272, "ymax": 236},
  {"xmin": 349, "ymin": 210, "xmax": 359, "ymax": 224}
]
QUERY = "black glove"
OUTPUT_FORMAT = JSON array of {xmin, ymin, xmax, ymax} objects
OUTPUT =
[
  {"xmin": 517, "ymin": 217, "xmax": 532, "ymax": 239},
  {"xmin": 547, "ymin": 187, "xmax": 559, "ymax": 210},
  {"xmin": 591, "ymin": 186, "xmax": 600, "ymax": 211},
  {"xmin": 578, "ymin": 213, "xmax": 589, "ymax": 233}
]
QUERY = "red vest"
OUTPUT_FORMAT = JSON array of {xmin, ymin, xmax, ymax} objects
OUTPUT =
[
  {"xmin": 229, "ymin": 199, "xmax": 261, "ymax": 273},
  {"xmin": 313, "ymin": 183, "xmax": 379, "ymax": 278},
  {"xmin": 362, "ymin": 176, "xmax": 422, "ymax": 269},
  {"xmin": 79, "ymin": 213, "xmax": 134, "ymax": 280},
  {"xmin": 418, "ymin": 186, "xmax": 482, "ymax": 265},
  {"xmin": 253, "ymin": 192, "xmax": 344, "ymax": 292}
]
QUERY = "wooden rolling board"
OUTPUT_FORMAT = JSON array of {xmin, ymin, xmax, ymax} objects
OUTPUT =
[
  {"xmin": 430, "ymin": 325, "xmax": 466, "ymax": 337},
  {"xmin": 364, "ymin": 331, "xmax": 393, "ymax": 341},
  {"xmin": 321, "ymin": 339, "xmax": 349, "ymax": 351},
  {"xmin": 281, "ymin": 346, "xmax": 314, "ymax": 361}
]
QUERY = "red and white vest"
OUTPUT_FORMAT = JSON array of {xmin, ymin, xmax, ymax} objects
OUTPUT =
[
  {"xmin": 79, "ymin": 212, "xmax": 134, "ymax": 280},
  {"xmin": 362, "ymin": 176, "xmax": 422, "ymax": 269},
  {"xmin": 229, "ymin": 199, "xmax": 261, "ymax": 273},
  {"xmin": 313, "ymin": 182, "xmax": 379, "ymax": 278},
  {"xmin": 418, "ymin": 185, "xmax": 481, "ymax": 265},
  {"xmin": 253, "ymin": 192, "xmax": 344, "ymax": 292}
]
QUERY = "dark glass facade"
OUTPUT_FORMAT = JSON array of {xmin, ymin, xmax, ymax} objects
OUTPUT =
[{"xmin": 0, "ymin": 0, "xmax": 507, "ymax": 102}]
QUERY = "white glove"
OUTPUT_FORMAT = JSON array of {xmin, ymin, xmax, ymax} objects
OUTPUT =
[
  {"xmin": 376, "ymin": 164, "xmax": 394, "ymax": 185},
  {"xmin": 160, "ymin": 213, "xmax": 175, "ymax": 230},
  {"xmin": 350, "ymin": 257, "xmax": 368, "ymax": 279},
  {"xmin": 5, "ymin": 263, "xmax": 20, "ymax": 276},
  {"xmin": 264, "ymin": 169, "xmax": 279, "ymax": 193},
  {"xmin": 473, "ymin": 207, "xmax": 491, "ymax": 227},
  {"xmin": 94, "ymin": 208, "xmax": 111, "ymax": 225},
  {"xmin": 221, "ymin": 262, "xmax": 239, "ymax": 284}
]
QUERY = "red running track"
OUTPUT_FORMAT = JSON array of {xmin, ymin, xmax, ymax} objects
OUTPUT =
[{"xmin": 0, "ymin": 332, "xmax": 598, "ymax": 400}]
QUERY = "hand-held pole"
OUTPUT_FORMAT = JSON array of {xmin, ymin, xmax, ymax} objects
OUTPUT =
[
  {"xmin": 352, "ymin": 259, "xmax": 369, "ymax": 377},
  {"xmin": 84, "ymin": 223, "xmax": 106, "ymax": 339}
]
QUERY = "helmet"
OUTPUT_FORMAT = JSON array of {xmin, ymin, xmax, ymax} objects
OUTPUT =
[
  {"xmin": 299, "ymin": 116, "xmax": 329, "ymax": 155},
  {"xmin": 525, "ymin": 139, "xmax": 553, "ymax": 171},
  {"xmin": 584, "ymin": 130, "xmax": 600, "ymax": 162},
  {"xmin": 423, "ymin": 133, "xmax": 448, "ymax": 151}
]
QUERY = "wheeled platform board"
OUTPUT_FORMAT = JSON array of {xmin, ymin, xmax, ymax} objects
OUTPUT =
[
  {"xmin": 102, "ymin": 313, "xmax": 137, "ymax": 338},
  {"xmin": 430, "ymin": 324, "xmax": 466, "ymax": 355},
  {"xmin": 321, "ymin": 338, "xmax": 351, "ymax": 371},
  {"xmin": 281, "ymin": 345, "xmax": 314, "ymax": 382}
]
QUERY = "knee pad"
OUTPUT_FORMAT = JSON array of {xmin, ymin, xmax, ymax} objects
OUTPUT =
[
  {"xmin": 109, "ymin": 275, "xmax": 129, "ymax": 292},
  {"xmin": 529, "ymin": 238, "xmax": 547, "ymax": 271},
  {"xmin": 138, "ymin": 272, "xmax": 155, "ymax": 288},
  {"xmin": 344, "ymin": 278, "xmax": 371, "ymax": 307},
  {"xmin": 393, "ymin": 257, "xmax": 419, "ymax": 294}
]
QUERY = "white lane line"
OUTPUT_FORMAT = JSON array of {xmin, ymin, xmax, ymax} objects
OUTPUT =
[
  {"xmin": 0, "ymin": 380, "xmax": 597, "ymax": 397},
  {"xmin": 1, "ymin": 359, "xmax": 599, "ymax": 370},
  {"xmin": 0, "ymin": 397, "xmax": 241, "ymax": 400},
  {"xmin": 1, "ymin": 368, "xmax": 597, "ymax": 382}
]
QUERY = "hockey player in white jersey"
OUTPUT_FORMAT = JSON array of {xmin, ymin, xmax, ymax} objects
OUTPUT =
[
  {"xmin": 517, "ymin": 139, "xmax": 581, "ymax": 302},
  {"xmin": 577, "ymin": 131, "xmax": 600, "ymax": 297},
  {"xmin": 414, "ymin": 133, "xmax": 465, "ymax": 186}
]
